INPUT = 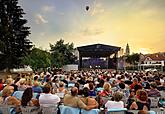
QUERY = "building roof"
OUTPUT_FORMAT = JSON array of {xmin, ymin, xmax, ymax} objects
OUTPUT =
[
  {"xmin": 142, "ymin": 53, "xmax": 165, "ymax": 61},
  {"xmin": 77, "ymin": 44, "xmax": 121, "ymax": 57}
]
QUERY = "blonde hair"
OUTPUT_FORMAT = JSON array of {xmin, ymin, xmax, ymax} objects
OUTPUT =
[
  {"xmin": 6, "ymin": 78, "xmax": 13, "ymax": 85},
  {"xmin": 59, "ymin": 82, "xmax": 64, "ymax": 87},
  {"xmin": 103, "ymin": 82, "xmax": 111, "ymax": 92},
  {"xmin": 2, "ymin": 86, "xmax": 13, "ymax": 97}
]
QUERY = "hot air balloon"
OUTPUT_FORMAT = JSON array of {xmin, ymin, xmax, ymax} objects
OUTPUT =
[{"xmin": 86, "ymin": 6, "xmax": 89, "ymax": 11}]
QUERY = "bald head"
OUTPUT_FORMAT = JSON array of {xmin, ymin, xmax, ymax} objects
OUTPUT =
[{"xmin": 71, "ymin": 87, "xmax": 78, "ymax": 96}]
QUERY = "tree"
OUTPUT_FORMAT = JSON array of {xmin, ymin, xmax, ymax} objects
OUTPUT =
[
  {"xmin": 0, "ymin": 0, "xmax": 32, "ymax": 70},
  {"xmin": 126, "ymin": 53, "xmax": 140, "ymax": 65},
  {"xmin": 50, "ymin": 39, "xmax": 77, "ymax": 68},
  {"xmin": 21, "ymin": 48, "xmax": 51, "ymax": 71}
]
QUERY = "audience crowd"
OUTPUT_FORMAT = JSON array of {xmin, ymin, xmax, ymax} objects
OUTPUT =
[{"xmin": 0, "ymin": 69, "xmax": 164, "ymax": 114}]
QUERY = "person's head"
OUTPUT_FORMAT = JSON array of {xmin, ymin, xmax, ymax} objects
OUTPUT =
[
  {"xmin": 34, "ymin": 76, "xmax": 38, "ymax": 81},
  {"xmin": 21, "ymin": 88, "xmax": 33, "ymax": 106},
  {"xmin": 82, "ymin": 87, "xmax": 89, "ymax": 97},
  {"xmin": 75, "ymin": 82, "xmax": 79, "ymax": 89},
  {"xmin": 103, "ymin": 82, "xmax": 111, "ymax": 92},
  {"xmin": 136, "ymin": 90, "xmax": 148, "ymax": 102},
  {"xmin": 20, "ymin": 80, "xmax": 25, "ymax": 85},
  {"xmin": 71, "ymin": 87, "xmax": 78, "ymax": 96},
  {"xmin": 59, "ymin": 82, "xmax": 64, "ymax": 88},
  {"xmin": 6, "ymin": 78, "xmax": 13, "ymax": 85},
  {"xmin": 0, "ymin": 78, "xmax": 4, "ymax": 83},
  {"xmin": 89, "ymin": 82, "xmax": 94, "ymax": 90},
  {"xmin": 134, "ymin": 84, "xmax": 142, "ymax": 93},
  {"xmin": 150, "ymin": 82, "xmax": 157, "ymax": 89},
  {"xmin": 133, "ymin": 78, "xmax": 138, "ymax": 84},
  {"xmin": 6, "ymin": 75, "xmax": 12, "ymax": 79},
  {"xmin": 129, "ymin": 89, "xmax": 135, "ymax": 97},
  {"xmin": 119, "ymin": 82, "xmax": 125, "ymax": 89},
  {"xmin": 43, "ymin": 84, "xmax": 51, "ymax": 93},
  {"xmin": 113, "ymin": 92, "xmax": 123, "ymax": 102},
  {"xmin": 2, "ymin": 86, "xmax": 14, "ymax": 97},
  {"xmin": 138, "ymin": 110, "xmax": 148, "ymax": 114}
]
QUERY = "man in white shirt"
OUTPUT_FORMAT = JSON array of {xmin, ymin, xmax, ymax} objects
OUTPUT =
[
  {"xmin": 105, "ymin": 92, "xmax": 124, "ymax": 109},
  {"xmin": 39, "ymin": 84, "xmax": 60, "ymax": 107}
]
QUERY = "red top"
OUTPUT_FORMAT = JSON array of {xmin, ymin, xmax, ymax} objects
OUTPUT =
[
  {"xmin": 0, "ymin": 83, "xmax": 4, "ymax": 91},
  {"xmin": 130, "ymin": 83, "xmax": 142, "ymax": 90}
]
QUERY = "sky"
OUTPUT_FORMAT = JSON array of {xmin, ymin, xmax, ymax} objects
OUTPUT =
[{"xmin": 19, "ymin": 0, "xmax": 165, "ymax": 54}]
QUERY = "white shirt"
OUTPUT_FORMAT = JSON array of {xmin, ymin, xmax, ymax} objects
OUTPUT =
[
  {"xmin": 105, "ymin": 101, "xmax": 124, "ymax": 109},
  {"xmin": 39, "ymin": 93, "xmax": 60, "ymax": 107}
]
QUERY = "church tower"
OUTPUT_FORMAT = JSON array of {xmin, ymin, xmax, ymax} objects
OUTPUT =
[{"xmin": 125, "ymin": 43, "xmax": 130, "ymax": 56}]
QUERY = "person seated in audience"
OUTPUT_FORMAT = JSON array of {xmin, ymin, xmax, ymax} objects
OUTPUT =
[
  {"xmin": 88, "ymin": 82, "xmax": 96, "ymax": 96},
  {"xmin": 96, "ymin": 82, "xmax": 112, "ymax": 108},
  {"xmin": 21, "ymin": 87, "xmax": 41, "ymax": 113},
  {"xmin": 32, "ymin": 81, "xmax": 43, "ymax": 93},
  {"xmin": 56, "ymin": 82, "xmax": 67, "ymax": 98},
  {"xmin": 147, "ymin": 82, "xmax": 161, "ymax": 97},
  {"xmin": 18, "ymin": 80, "xmax": 27, "ymax": 91},
  {"xmin": 75, "ymin": 82, "xmax": 83, "ymax": 95},
  {"xmin": 134, "ymin": 84, "xmax": 143, "ymax": 93},
  {"xmin": 99, "ymin": 82, "xmax": 112, "ymax": 97},
  {"xmin": 130, "ymin": 78, "xmax": 142, "ymax": 90},
  {"xmin": 0, "ymin": 78, "xmax": 4, "ymax": 91},
  {"xmin": 3, "ymin": 78, "xmax": 13, "ymax": 90},
  {"xmin": 52, "ymin": 76, "xmax": 59, "ymax": 93},
  {"xmin": 64, "ymin": 87, "xmax": 96, "ymax": 110},
  {"xmin": 80, "ymin": 87, "xmax": 98, "ymax": 108},
  {"xmin": 130, "ymin": 90, "xmax": 150, "ymax": 111},
  {"xmin": 105, "ymin": 92, "xmax": 124, "ymax": 109},
  {"xmin": 1, "ymin": 86, "xmax": 21, "ymax": 113},
  {"xmin": 57, "ymin": 82, "xmax": 67, "ymax": 94},
  {"xmin": 26, "ymin": 78, "xmax": 33, "ymax": 88},
  {"xmin": 158, "ymin": 82, "xmax": 165, "ymax": 91},
  {"xmin": 33, "ymin": 76, "xmax": 41, "ymax": 86},
  {"xmin": 117, "ymin": 82, "xmax": 130, "ymax": 98},
  {"xmin": 141, "ymin": 77, "xmax": 150, "ymax": 89},
  {"xmin": 21, "ymin": 87, "xmax": 39, "ymax": 107},
  {"xmin": 126, "ymin": 89, "xmax": 136, "ymax": 109},
  {"xmin": 39, "ymin": 84, "xmax": 60, "ymax": 107}
]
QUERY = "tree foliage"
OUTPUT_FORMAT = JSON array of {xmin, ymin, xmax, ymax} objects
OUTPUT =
[
  {"xmin": 21, "ymin": 48, "xmax": 51, "ymax": 70},
  {"xmin": 50, "ymin": 39, "xmax": 77, "ymax": 68},
  {"xmin": 126, "ymin": 53, "xmax": 140, "ymax": 65},
  {"xmin": 0, "ymin": 0, "xmax": 32, "ymax": 70}
]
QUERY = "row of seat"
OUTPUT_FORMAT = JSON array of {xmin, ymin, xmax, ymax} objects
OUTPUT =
[{"xmin": 1, "ymin": 104, "xmax": 163, "ymax": 114}]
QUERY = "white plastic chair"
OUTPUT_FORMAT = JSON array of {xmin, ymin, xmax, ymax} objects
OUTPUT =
[
  {"xmin": 149, "ymin": 97, "xmax": 159, "ymax": 108},
  {"xmin": 41, "ymin": 105, "xmax": 58, "ymax": 114},
  {"xmin": 160, "ymin": 91, "xmax": 165, "ymax": 98},
  {"xmin": 128, "ymin": 110, "xmax": 156, "ymax": 114},
  {"xmin": 21, "ymin": 106, "xmax": 41, "ymax": 114},
  {"xmin": 106, "ymin": 108, "xmax": 127, "ymax": 114},
  {"xmin": 59, "ymin": 105, "xmax": 80, "ymax": 114},
  {"xmin": 0, "ymin": 104, "xmax": 15, "ymax": 114},
  {"xmin": 81, "ymin": 109, "xmax": 100, "ymax": 114}
]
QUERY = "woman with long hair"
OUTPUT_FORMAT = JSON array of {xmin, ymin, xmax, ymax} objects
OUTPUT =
[
  {"xmin": 80, "ymin": 87, "xmax": 98, "ymax": 108},
  {"xmin": 21, "ymin": 88, "xmax": 39, "ymax": 107},
  {"xmin": 130, "ymin": 90, "xmax": 150, "ymax": 111}
]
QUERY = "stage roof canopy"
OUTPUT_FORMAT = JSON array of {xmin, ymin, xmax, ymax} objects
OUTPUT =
[{"xmin": 77, "ymin": 44, "xmax": 121, "ymax": 57}]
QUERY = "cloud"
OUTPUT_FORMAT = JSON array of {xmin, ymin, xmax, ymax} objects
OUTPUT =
[
  {"xmin": 41, "ymin": 5, "xmax": 64, "ymax": 15},
  {"xmin": 91, "ymin": 2, "xmax": 105, "ymax": 16},
  {"xmin": 40, "ymin": 32, "xmax": 46, "ymax": 36},
  {"xmin": 81, "ymin": 27, "xmax": 104, "ymax": 36},
  {"xmin": 35, "ymin": 14, "xmax": 48, "ymax": 24},
  {"xmin": 42, "ymin": 5, "xmax": 55, "ymax": 12},
  {"xmin": 138, "ymin": 48, "xmax": 152, "ymax": 54}
]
